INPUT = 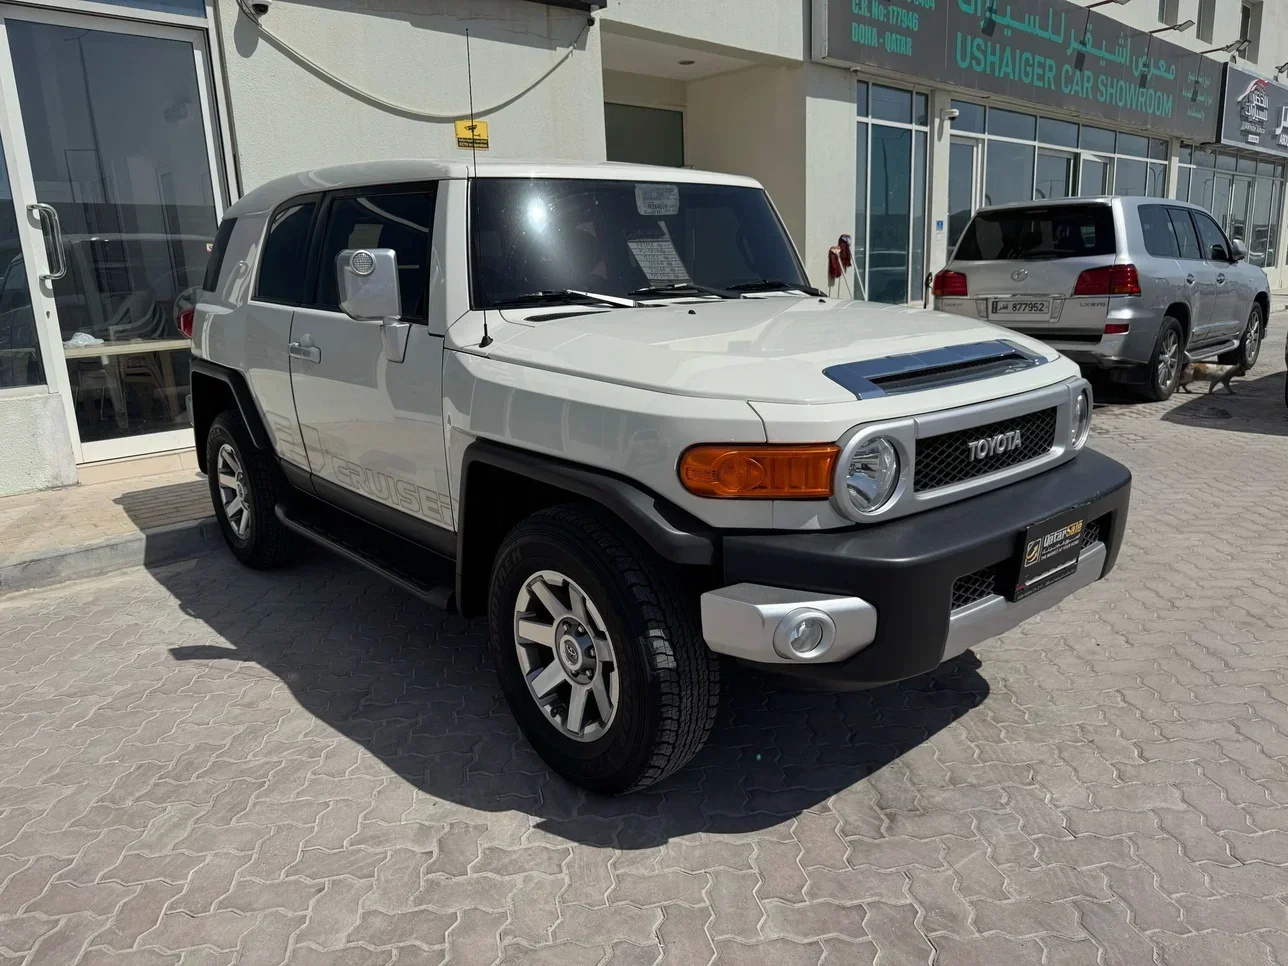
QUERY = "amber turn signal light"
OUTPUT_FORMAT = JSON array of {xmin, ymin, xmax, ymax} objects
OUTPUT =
[{"xmin": 679, "ymin": 444, "xmax": 839, "ymax": 499}]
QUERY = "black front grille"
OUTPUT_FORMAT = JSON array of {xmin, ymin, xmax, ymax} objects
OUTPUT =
[
  {"xmin": 951, "ymin": 566, "xmax": 1003, "ymax": 609},
  {"xmin": 914, "ymin": 408, "xmax": 1058, "ymax": 492},
  {"xmin": 1082, "ymin": 516, "xmax": 1104, "ymax": 549}
]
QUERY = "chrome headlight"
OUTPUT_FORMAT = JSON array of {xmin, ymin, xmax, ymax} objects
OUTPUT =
[
  {"xmin": 1071, "ymin": 389, "xmax": 1092, "ymax": 449},
  {"xmin": 844, "ymin": 436, "xmax": 900, "ymax": 514}
]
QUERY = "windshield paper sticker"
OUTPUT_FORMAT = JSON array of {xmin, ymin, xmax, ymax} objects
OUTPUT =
[
  {"xmin": 635, "ymin": 184, "xmax": 680, "ymax": 216},
  {"xmin": 627, "ymin": 235, "xmax": 689, "ymax": 283}
]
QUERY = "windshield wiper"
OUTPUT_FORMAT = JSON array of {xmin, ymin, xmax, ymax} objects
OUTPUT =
[
  {"xmin": 488, "ymin": 289, "xmax": 638, "ymax": 309},
  {"xmin": 726, "ymin": 279, "xmax": 825, "ymax": 297},
  {"xmin": 629, "ymin": 281, "xmax": 734, "ymax": 300}
]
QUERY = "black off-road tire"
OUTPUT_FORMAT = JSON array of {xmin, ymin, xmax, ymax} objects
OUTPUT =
[
  {"xmin": 205, "ymin": 410, "xmax": 296, "ymax": 569},
  {"xmin": 1219, "ymin": 303, "xmax": 1264, "ymax": 370},
  {"xmin": 487, "ymin": 504, "xmax": 720, "ymax": 794},
  {"xmin": 1141, "ymin": 316, "xmax": 1184, "ymax": 401}
]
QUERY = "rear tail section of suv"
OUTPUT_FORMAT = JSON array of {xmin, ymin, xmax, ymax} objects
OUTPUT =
[{"xmin": 935, "ymin": 202, "xmax": 1124, "ymax": 354}]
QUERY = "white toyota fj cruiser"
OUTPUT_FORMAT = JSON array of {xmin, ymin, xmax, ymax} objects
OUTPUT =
[{"xmin": 191, "ymin": 159, "xmax": 1131, "ymax": 793}]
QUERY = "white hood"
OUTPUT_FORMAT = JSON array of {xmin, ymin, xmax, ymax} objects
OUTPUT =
[{"xmin": 483, "ymin": 297, "xmax": 1061, "ymax": 404}]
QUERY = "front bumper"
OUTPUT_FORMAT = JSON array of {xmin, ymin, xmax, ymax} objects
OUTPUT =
[{"xmin": 700, "ymin": 448, "xmax": 1130, "ymax": 689}]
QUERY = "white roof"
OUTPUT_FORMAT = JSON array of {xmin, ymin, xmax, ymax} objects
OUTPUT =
[{"xmin": 228, "ymin": 158, "xmax": 764, "ymax": 216}]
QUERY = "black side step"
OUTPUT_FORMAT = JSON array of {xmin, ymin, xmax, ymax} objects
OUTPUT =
[{"xmin": 275, "ymin": 502, "xmax": 455, "ymax": 611}]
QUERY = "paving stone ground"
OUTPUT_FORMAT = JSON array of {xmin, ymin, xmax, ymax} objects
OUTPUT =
[{"xmin": 4, "ymin": 312, "xmax": 1288, "ymax": 965}]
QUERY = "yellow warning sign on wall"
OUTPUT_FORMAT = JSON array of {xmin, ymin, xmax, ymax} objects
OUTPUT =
[{"xmin": 455, "ymin": 119, "xmax": 489, "ymax": 150}]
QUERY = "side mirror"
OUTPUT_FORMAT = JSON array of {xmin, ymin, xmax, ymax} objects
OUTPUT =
[
  {"xmin": 1209, "ymin": 243, "xmax": 1229, "ymax": 262},
  {"xmin": 337, "ymin": 248, "xmax": 400, "ymax": 321},
  {"xmin": 337, "ymin": 248, "xmax": 410, "ymax": 363},
  {"xmin": 1231, "ymin": 238, "xmax": 1248, "ymax": 262}
]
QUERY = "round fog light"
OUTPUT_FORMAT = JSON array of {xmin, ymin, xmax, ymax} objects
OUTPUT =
[{"xmin": 773, "ymin": 608, "xmax": 836, "ymax": 661}]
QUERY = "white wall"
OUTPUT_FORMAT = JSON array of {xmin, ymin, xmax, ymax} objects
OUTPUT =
[
  {"xmin": 0, "ymin": 390, "xmax": 76, "ymax": 496},
  {"xmin": 802, "ymin": 63, "xmax": 857, "ymax": 291},
  {"xmin": 218, "ymin": 0, "xmax": 606, "ymax": 192},
  {"xmin": 602, "ymin": 70, "xmax": 686, "ymax": 110},
  {"xmin": 601, "ymin": 0, "xmax": 805, "ymax": 62}
]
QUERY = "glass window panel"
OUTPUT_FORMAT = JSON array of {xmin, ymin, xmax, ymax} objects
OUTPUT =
[
  {"xmin": 98, "ymin": 0, "xmax": 205, "ymax": 14},
  {"xmin": 856, "ymin": 81, "xmax": 868, "ymax": 117},
  {"xmin": 951, "ymin": 100, "xmax": 985, "ymax": 133},
  {"xmin": 1114, "ymin": 158, "xmax": 1148, "ymax": 196},
  {"xmin": 871, "ymin": 85, "xmax": 912, "ymax": 124},
  {"xmin": 1079, "ymin": 157, "xmax": 1111, "ymax": 196},
  {"xmin": 948, "ymin": 139, "xmax": 976, "ymax": 248},
  {"xmin": 256, "ymin": 201, "xmax": 316, "ymax": 304},
  {"xmin": 604, "ymin": 104, "xmax": 684, "ymax": 167},
  {"xmin": 1194, "ymin": 147, "xmax": 1216, "ymax": 167},
  {"xmin": 0, "ymin": 141, "xmax": 43, "ymax": 389},
  {"xmin": 1229, "ymin": 178, "xmax": 1251, "ymax": 242},
  {"xmin": 914, "ymin": 92, "xmax": 929, "ymax": 127},
  {"xmin": 1116, "ymin": 133, "xmax": 1150, "ymax": 158},
  {"xmin": 9, "ymin": 19, "xmax": 220, "ymax": 444},
  {"xmin": 986, "ymin": 140, "xmax": 1035, "ymax": 206},
  {"xmin": 1216, "ymin": 152, "xmax": 1237, "ymax": 171},
  {"xmin": 1257, "ymin": 160, "xmax": 1277, "ymax": 176},
  {"xmin": 1080, "ymin": 125, "xmax": 1116, "ymax": 152},
  {"xmin": 1266, "ymin": 181, "xmax": 1280, "ymax": 268},
  {"xmin": 911, "ymin": 130, "xmax": 927, "ymax": 302},
  {"xmin": 1038, "ymin": 117, "xmax": 1078, "ymax": 148},
  {"xmin": 1212, "ymin": 174, "xmax": 1233, "ymax": 229},
  {"xmin": 1176, "ymin": 166, "xmax": 1191, "ymax": 203},
  {"xmin": 1035, "ymin": 151, "xmax": 1075, "ymax": 200},
  {"xmin": 1154, "ymin": 167, "xmax": 1175, "ymax": 199},
  {"xmin": 1179, "ymin": 145, "xmax": 1194, "ymax": 164},
  {"xmin": 1191, "ymin": 166, "xmax": 1216, "ymax": 210},
  {"xmin": 1237, "ymin": 155, "xmax": 1256, "ymax": 174},
  {"xmin": 869, "ymin": 125, "xmax": 911, "ymax": 304},
  {"xmin": 1139, "ymin": 205, "xmax": 1180, "ymax": 258},
  {"xmin": 1249, "ymin": 177, "xmax": 1273, "ymax": 266},
  {"xmin": 855, "ymin": 122, "xmax": 868, "ymax": 297},
  {"xmin": 1168, "ymin": 207, "xmax": 1202, "ymax": 259},
  {"xmin": 1194, "ymin": 209, "xmax": 1231, "ymax": 258},
  {"xmin": 1150, "ymin": 138, "xmax": 1169, "ymax": 161},
  {"xmin": 987, "ymin": 107, "xmax": 1036, "ymax": 140}
]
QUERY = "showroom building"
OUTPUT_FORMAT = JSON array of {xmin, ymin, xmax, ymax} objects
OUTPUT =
[{"xmin": 0, "ymin": 0, "xmax": 1284, "ymax": 494}]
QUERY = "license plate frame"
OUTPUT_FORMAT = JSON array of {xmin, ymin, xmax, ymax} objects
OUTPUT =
[
  {"xmin": 1012, "ymin": 506, "xmax": 1086, "ymax": 601},
  {"xmin": 989, "ymin": 297, "xmax": 1051, "ymax": 319}
]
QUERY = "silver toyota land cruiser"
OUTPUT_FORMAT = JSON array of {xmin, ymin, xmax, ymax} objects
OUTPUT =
[
  {"xmin": 934, "ymin": 197, "xmax": 1271, "ymax": 400},
  {"xmin": 190, "ymin": 159, "xmax": 1131, "ymax": 793}
]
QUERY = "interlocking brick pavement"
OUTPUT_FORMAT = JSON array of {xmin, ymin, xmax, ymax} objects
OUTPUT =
[{"xmin": 3, "ymin": 312, "xmax": 1288, "ymax": 964}]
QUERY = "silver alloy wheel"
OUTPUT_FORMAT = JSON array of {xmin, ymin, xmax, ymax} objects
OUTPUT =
[
  {"xmin": 1157, "ymin": 329, "xmax": 1180, "ymax": 392},
  {"xmin": 215, "ymin": 443, "xmax": 252, "ymax": 540},
  {"xmin": 1245, "ymin": 310, "xmax": 1262, "ymax": 367},
  {"xmin": 513, "ymin": 570, "xmax": 619, "ymax": 743}
]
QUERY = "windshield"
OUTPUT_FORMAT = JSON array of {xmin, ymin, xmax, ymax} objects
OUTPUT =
[
  {"xmin": 955, "ymin": 205, "xmax": 1116, "ymax": 261},
  {"xmin": 469, "ymin": 178, "xmax": 810, "ymax": 308}
]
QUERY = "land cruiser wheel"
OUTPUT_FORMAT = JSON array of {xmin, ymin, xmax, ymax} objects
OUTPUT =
[
  {"xmin": 1220, "ymin": 303, "xmax": 1263, "ymax": 370},
  {"xmin": 1143, "ymin": 317, "xmax": 1183, "ymax": 401},
  {"xmin": 205, "ymin": 410, "xmax": 295, "ymax": 569},
  {"xmin": 488, "ymin": 504, "xmax": 719, "ymax": 794}
]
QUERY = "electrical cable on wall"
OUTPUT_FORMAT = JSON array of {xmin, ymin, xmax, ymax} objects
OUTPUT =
[{"xmin": 233, "ymin": 0, "xmax": 593, "ymax": 120}]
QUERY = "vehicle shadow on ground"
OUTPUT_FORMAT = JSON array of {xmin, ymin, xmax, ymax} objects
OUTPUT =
[
  {"xmin": 1161, "ymin": 370, "xmax": 1288, "ymax": 437},
  {"xmin": 157, "ymin": 552, "xmax": 988, "ymax": 846}
]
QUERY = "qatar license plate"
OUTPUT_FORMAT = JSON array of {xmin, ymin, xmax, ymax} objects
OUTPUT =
[
  {"xmin": 1012, "ymin": 507, "xmax": 1085, "ymax": 601},
  {"xmin": 990, "ymin": 298, "xmax": 1051, "ymax": 318}
]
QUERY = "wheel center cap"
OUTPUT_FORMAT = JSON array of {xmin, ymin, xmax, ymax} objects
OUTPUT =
[{"xmin": 556, "ymin": 621, "xmax": 594, "ymax": 676}]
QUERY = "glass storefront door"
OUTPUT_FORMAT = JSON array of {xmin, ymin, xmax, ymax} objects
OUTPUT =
[
  {"xmin": 0, "ymin": 5, "xmax": 224, "ymax": 462},
  {"xmin": 1080, "ymin": 156, "xmax": 1111, "ymax": 196}
]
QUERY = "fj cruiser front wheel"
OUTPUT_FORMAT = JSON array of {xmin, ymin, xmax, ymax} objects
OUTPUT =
[
  {"xmin": 487, "ymin": 505, "xmax": 720, "ymax": 794},
  {"xmin": 205, "ymin": 410, "xmax": 295, "ymax": 568}
]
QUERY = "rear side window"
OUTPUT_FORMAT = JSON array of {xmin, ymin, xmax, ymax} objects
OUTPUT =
[
  {"xmin": 955, "ymin": 205, "xmax": 1116, "ymax": 260},
  {"xmin": 1139, "ymin": 205, "xmax": 1179, "ymax": 258},
  {"xmin": 1168, "ymin": 208, "xmax": 1202, "ymax": 259},
  {"xmin": 202, "ymin": 217, "xmax": 237, "ymax": 292},
  {"xmin": 256, "ymin": 200, "xmax": 317, "ymax": 304},
  {"xmin": 313, "ymin": 186, "xmax": 437, "ymax": 320}
]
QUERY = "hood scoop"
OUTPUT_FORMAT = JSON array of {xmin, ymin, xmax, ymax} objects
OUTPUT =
[{"xmin": 823, "ymin": 340, "xmax": 1047, "ymax": 400}]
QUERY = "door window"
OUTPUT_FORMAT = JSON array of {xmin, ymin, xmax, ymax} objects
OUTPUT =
[
  {"xmin": 313, "ymin": 187, "xmax": 437, "ymax": 320},
  {"xmin": 255, "ymin": 200, "xmax": 316, "ymax": 305},
  {"xmin": 1167, "ymin": 208, "xmax": 1202, "ymax": 259},
  {"xmin": 1193, "ymin": 210, "xmax": 1230, "ymax": 260},
  {"xmin": 948, "ymin": 139, "xmax": 976, "ymax": 248},
  {"xmin": 1139, "ymin": 205, "xmax": 1179, "ymax": 258}
]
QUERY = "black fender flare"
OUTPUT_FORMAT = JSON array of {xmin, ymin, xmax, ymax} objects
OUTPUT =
[{"xmin": 190, "ymin": 359, "xmax": 270, "ymax": 469}]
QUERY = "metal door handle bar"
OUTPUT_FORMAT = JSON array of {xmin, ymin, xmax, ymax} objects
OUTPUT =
[{"xmin": 26, "ymin": 203, "xmax": 66, "ymax": 281}]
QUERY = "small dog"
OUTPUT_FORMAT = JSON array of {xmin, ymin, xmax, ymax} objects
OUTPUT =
[{"xmin": 1178, "ymin": 362, "xmax": 1246, "ymax": 394}]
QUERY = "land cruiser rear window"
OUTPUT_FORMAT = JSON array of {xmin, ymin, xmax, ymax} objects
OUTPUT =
[
  {"xmin": 202, "ymin": 217, "xmax": 237, "ymax": 293},
  {"xmin": 955, "ymin": 205, "xmax": 1116, "ymax": 261},
  {"xmin": 469, "ymin": 178, "xmax": 809, "ymax": 308}
]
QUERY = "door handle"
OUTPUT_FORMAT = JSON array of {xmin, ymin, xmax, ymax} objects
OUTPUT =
[
  {"xmin": 1185, "ymin": 274, "xmax": 1195, "ymax": 285},
  {"xmin": 288, "ymin": 341, "xmax": 321, "ymax": 363},
  {"xmin": 26, "ymin": 203, "xmax": 67, "ymax": 281},
  {"xmin": 1216, "ymin": 273, "xmax": 1226, "ymax": 284}
]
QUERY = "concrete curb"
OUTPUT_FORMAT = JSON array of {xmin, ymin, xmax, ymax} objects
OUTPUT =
[{"xmin": 0, "ymin": 517, "xmax": 220, "ymax": 595}]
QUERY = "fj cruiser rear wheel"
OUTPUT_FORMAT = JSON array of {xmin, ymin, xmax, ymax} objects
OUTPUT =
[
  {"xmin": 487, "ymin": 504, "xmax": 720, "ymax": 794},
  {"xmin": 1142, "ymin": 317, "xmax": 1183, "ymax": 401},
  {"xmin": 206, "ymin": 410, "xmax": 295, "ymax": 569}
]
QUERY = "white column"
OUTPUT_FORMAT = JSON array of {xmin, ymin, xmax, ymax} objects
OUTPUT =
[
  {"xmin": 926, "ymin": 89, "xmax": 954, "ymax": 285},
  {"xmin": 1167, "ymin": 138, "xmax": 1181, "ymax": 199}
]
